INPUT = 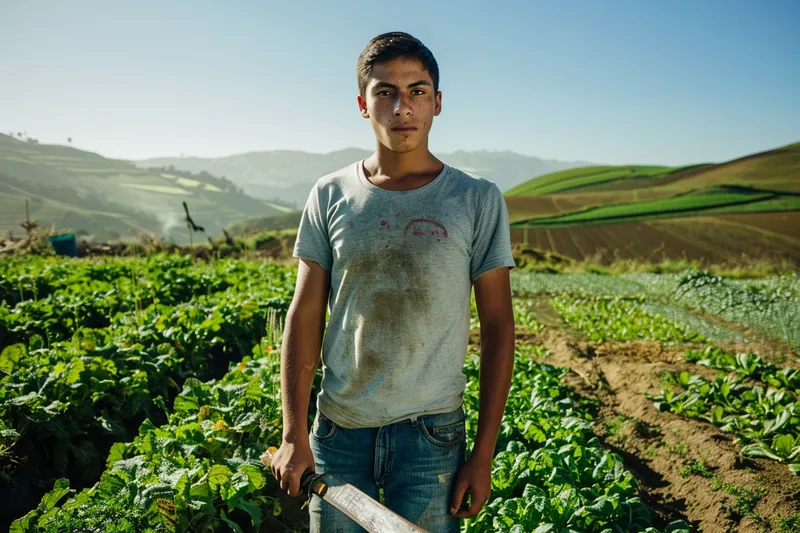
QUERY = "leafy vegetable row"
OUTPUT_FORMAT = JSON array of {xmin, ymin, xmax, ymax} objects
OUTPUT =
[
  {"xmin": 549, "ymin": 295, "xmax": 705, "ymax": 344},
  {"xmin": 646, "ymin": 369, "xmax": 799, "ymax": 475},
  {"xmin": 0, "ymin": 256, "xmax": 293, "ymax": 348},
  {"xmin": 684, "ymin": 346, "xmax": 800, "ymax": 391},
  {"xmin": 670, "ymin": 270, "xmax": 800, "ymax": 348},
  {"xmin": 1, "ymin": 285, "xmax": 291, "ymax": 526},
  {"xmin": 511, "ymin": 270, "xmax": 800, "ymax": 346},
  {"xmin": 12, "ymin": 338, "xmax": 306, "ymax": 533},
  {"xmin": 462, "ymin": 345, "xmax": 691, "ymax": 533}
]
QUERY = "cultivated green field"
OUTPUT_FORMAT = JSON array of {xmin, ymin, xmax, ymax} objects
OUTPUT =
[
  {"xmin": 510, "ymin": 187, "xmax": 799, "ymax": 228},
  {"xmin": 505, "ymin": 165, "xmax": 699, "ymax": 196},
  {"xmin": 0, "ymin": 134, "xmax": 290, "ymax": 243},
  {"xmin": 2, "ymin": 254, "xmax": 799, "ymax": 532},
  {"xmin": 504, "ymin": 142, "xmax": 800, "ymax": 265}
]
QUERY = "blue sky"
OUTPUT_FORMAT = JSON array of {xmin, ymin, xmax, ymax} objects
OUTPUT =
[{"xmin": 1, "ymin": 0, "xmax": 798, "ymax": 165}]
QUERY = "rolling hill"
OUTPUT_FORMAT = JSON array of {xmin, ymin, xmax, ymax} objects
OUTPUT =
[
  {"xmin": 0, "ymin": 134, "xmax": 286, "ymax": 243},
  {"xmin": 135, "ymin": 149, "xmax": 595, "ymax": 207},
  {"xmin": 505, "ymin": 141, "xmax": 800, "ymax": 265}
]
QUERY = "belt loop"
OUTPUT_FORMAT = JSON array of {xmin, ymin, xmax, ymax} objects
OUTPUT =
[{"xmin": 409, "ymin": 414, "xmax": 418, "ymax": 427}]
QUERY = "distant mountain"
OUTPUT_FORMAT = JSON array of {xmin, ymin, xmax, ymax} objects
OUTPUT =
[
  {"xmin": 0, "ymin": 134, "xmax": 285, "ymax": 243},
  {"xmin": 135, "ymin": 149, "xmax": 595, "ymax": 208}
]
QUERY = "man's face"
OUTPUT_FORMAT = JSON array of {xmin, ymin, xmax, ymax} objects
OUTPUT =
[{"xmin": 358, "ymin": 57, "xmax": 442, "ymax": 154}]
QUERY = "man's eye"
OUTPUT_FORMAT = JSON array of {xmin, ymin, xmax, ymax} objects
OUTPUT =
[
  {"xmin": 377, "ymin": 90, "xmax": 391, "ymax": 96},
  {"xmin": 413, "ymin": 89, "xmax": 425, "ymax": 95}
]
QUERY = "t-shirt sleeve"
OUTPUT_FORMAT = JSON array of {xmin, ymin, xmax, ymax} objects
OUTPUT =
[
  {"xmin": 293, "ymin": 183, "xmax": 333, "ymax": 271},
  {"xmin": 470, "ymin": 182, "xmax": 516, "ymax": 282}
]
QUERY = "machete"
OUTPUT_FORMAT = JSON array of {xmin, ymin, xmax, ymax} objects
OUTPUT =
[{"xmin": 261, "ymin": 446, "xmax": 433, "ymax": 533}]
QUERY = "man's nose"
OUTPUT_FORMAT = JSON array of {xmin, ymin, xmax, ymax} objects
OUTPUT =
[{"xmin": 394, "ymin": 94, "xmax": 412, "ymax": 115}]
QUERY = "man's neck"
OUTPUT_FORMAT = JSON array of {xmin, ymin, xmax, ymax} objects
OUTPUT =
[{"xmin": 364, "ymin": 143, "xmax": 442, "ymax": 182}]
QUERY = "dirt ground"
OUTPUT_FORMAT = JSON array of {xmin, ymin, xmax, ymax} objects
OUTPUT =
[{"xmin": 476, "ymin": 321, "xmax": 800, "ymax": 533}]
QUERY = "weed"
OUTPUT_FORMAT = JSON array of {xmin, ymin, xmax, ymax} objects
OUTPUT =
[
  {"xmin": 634, "ymin": 420, "xmax": 662, "ymax": 439},
  {"xmin": 719, "ymin": 482, "xmax": 767, "ymax": 522},
  {"xmin": 679, "ymin": 459, "xmax": 716, "ymax": 479},
  {"xmin": 778, "ymin": 511, "xmax": 800, "ymax": 532},
  {"xmin": 669, "ymin": 441, "xmax": 688, "ymax": 458},
  {"xmin": 659, "ymin": 371, "xmax": 679, "ymax": 388},
  {"xmin": 603, "ymin": 415, "xmax": 627, "ymax": 437}
]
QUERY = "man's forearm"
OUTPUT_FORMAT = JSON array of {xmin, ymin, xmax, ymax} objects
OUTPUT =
[
  {"xmin": 280, "ymin": 309, "xmax": 325, "ymax": 443},
  {"xmin": 470, "ymin": 320, "xmax": 515, "ymax": 463}
]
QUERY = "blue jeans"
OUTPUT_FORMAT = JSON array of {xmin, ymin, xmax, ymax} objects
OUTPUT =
[{"xmin": 308, "ymin": 404, "xmax": 467, "ymax": 533}]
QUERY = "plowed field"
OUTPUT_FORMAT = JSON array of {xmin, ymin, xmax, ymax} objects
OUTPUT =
[{"xmin": 509, "ymin": 213, "xmax": 800, "ymax": 265}]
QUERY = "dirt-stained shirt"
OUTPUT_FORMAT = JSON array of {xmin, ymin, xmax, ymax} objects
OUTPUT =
[{"xmin": 293, "ymin": 159, "xmax": 516, "ymax": 428}]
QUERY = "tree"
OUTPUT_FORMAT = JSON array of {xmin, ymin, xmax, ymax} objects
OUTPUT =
[{"xmin": 67, "ymin": 137, "xmax": 73, "ymax": 144}]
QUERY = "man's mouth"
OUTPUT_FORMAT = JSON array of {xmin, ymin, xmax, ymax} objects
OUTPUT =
[{"xmin": 391, "ymin": 126, "xmax": 417, "ymax": 132}]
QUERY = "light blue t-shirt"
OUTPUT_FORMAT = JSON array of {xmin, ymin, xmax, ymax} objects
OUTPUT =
[{"xmin": 293, "ymin": 159, "xmax": 516, "ymax": 428}]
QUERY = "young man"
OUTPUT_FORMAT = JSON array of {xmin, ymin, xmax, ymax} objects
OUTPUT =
[{"xmin": 266, "ymin": 32, "xmax": 516, "ymax": 532}]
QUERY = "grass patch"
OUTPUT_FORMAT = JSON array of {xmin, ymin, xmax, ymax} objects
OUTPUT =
[
  {"xmin": 643, "ymin": 446, "xmax": 659, "ymax": 458},
  {"xmin": 119, "ymin": 183, "xmax": 193, "ymax": 195},
  {"xmin": 778, "ymin": 511, "xmax": 800, "ymax": 532},
  {"xmin": 669, "ymin": 441, "xmax": 688, "ymax": 458},
  {"xmin": 175, "ymin": 177, "xmax": 202, "ymax": 188},
  {"xmin": 716, "ymin": 482, "xmax": 768, "ymax": 524},
  {"xmin": 634, "ymin": 420, "xmax": 662, "ymax": 439},
  {"xmin": 603, "ymin": 415, "xmax": 627, "ymax": 437},
  {"xmin": 679, "ymin": 459, "xmax": 716, "ymax": 479}
]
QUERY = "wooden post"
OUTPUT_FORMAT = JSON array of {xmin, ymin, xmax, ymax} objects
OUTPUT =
[
  {"xmin": 21, "ymin": 198, "xmax": 39, "ymax": 236},
  {"xmin": 187, "ymin": 223, "xmax": 194, "ymax": 262}
]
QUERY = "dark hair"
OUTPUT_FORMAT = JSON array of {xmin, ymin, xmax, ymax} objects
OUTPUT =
[{"xmin": 356, "ymin": 32, "xmax": 439, "ymax": 98}]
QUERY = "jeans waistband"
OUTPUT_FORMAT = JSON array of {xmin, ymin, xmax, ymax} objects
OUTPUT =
[{"xmin": 407, "ymin": 403, "xmax": 465, "ymax": 427}]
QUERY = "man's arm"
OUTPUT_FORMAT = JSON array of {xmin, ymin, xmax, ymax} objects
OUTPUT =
[
  {"xmin": 471, "ymin": 265, "xmax": 515, "ymax": 462},
  {"xmin": 282, "ymin": 258, "xmax": 331, "ymax": 443},
  {"xmin": 451, "ymin": 265, "xmax": 515, "ymax": 517},
  {"xmin": 266, "ymin": 258, "xmax": 330, "ymax": 498}
]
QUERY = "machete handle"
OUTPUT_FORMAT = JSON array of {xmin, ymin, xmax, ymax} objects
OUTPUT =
[
  {"xmin": 300, "ymin": 468, "xmax": 328, "ymax": 499},
  {"xmin": 261, "ymin": 446, "xmax": 328, "ymax": 500}
]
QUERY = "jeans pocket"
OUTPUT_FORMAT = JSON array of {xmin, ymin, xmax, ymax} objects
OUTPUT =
[
  {"xmin": 311, "ymin": 410, "xmax": 338, "ymax": 441},
  {"xmin": 419, "ymin": 412, "xmax": 466, "ymax": 447}
]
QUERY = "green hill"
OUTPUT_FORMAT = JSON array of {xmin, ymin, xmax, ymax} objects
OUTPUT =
[
  {"xmin": 507, "ymin": 141, "xmax": 800, "ymax": 227},
  {"xmin": 505, "ymin": 165, "xmax": 693, "ymax": 196},
  {"xmin": 0, "ymin": 134, "xmax": 288, "ymax": 243}
]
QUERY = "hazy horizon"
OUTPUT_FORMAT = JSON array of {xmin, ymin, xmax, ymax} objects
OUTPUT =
[{"xmin": 2, "ymin": 0, "xmax": 798, "ymax": 166}]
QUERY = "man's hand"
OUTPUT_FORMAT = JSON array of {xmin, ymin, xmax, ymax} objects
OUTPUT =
[
  {"xmin": 449, "ymin": 454, "xmax": 492, "ymax": 518},
  {"xmin": 261, "ymin": 439, "xmax": 316, "ymax": 497}
]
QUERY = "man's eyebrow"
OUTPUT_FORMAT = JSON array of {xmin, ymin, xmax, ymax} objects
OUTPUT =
[{"xmin": 372, "ymin": 80, "xmax": 432, "ymax": 90}]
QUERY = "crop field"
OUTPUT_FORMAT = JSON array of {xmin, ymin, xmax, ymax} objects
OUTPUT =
[
  {"xmin": 511, "ymin": 189, "xmax": 789, "ymax": 228},
  {"xmin": 509, "ymin": 212, "xmax": 800, "ymax": 265},
  {"xmin": 2, "ymin": 255, "xmax": 799, "ymax": 532},
  {"xmin": 504, "ymin": 166, "xmax": 690, "ymax": 197},
  {"xmin": 503, "ymin": 142, "xmax": 800, "ymax": 265},
  {"xmin": 503, "ymin": 189, "xmax": 682, "ymax": 224}
]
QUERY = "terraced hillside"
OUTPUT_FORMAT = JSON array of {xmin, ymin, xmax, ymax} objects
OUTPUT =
[{"xmin": 506, "ymin": 142, "xmax": 800, "ymax": 265}]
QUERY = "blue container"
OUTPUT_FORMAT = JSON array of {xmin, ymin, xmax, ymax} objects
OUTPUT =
[{"xmin": 48, "ymin": 233, "xmax": 77, "ymax": 257}]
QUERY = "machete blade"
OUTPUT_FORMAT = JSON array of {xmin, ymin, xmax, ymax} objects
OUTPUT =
[
  {"xmin": 316, "ymin": 472, "xmax": 432, "ymax": 533},
  {"xmin": 260, "ymin": 446, "xmax": 433, "ymax": 533}
]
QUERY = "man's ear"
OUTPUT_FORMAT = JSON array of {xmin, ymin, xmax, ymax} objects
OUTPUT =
[
  {"xmin": 434, "ymin": 90, "xmax": 442, "ymax": 116},
  {"xmin": 357, "ymin": 95, "xmax": 369, "ymax": 118}
]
